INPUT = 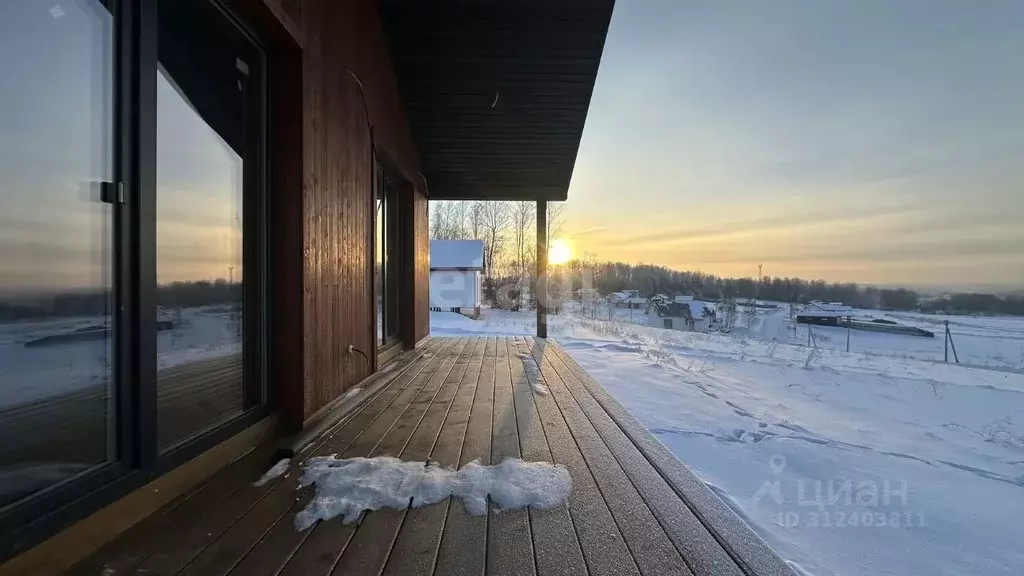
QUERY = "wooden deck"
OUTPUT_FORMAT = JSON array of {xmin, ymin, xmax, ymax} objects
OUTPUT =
[{"xmin": 64, "ymin": 337, "xmax": 793, "ymax": 576}]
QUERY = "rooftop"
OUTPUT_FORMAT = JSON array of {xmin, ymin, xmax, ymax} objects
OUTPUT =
[
  {"xmin": 380, "ymin": 0, "xmax": 615, "ymax": 201},
  {"xmin": 430, "ymin": 239, "xmax": 485, "ymax": 270}
]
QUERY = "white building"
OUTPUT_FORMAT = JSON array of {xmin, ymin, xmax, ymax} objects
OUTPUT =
[
  {"xmin": 795, "ymin": 301, "xmax": 853, "ymax": 326},
  {"xmin": 429, "ymin": 239, "xmax": 485, "ymax": 318},
  {"xmin": 646, "ymin": 295, "xmax": 717, "ymax": 332}
]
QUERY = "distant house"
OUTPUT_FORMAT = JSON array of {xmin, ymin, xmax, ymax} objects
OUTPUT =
[
  {"xmin": 429, "ymin": 240, "xmax": 484, "ymax": 319},
  {"xmin": 609, "ymin": 289, "xmax": 646, "ymax": 309},
  {"xmin": 646, "ymin": 295, "xmax": 717, "ymax": 332},
  {"xmin": 796, "ymin": 300, "xmax": 853, "ymax": 326}
]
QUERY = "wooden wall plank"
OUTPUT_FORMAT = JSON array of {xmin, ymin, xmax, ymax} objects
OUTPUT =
[{"xmin": 293, "ymin": 0, "xmax": 424, "ymax": 422}]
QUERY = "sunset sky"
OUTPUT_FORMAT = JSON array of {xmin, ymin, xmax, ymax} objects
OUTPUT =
[
  {"xmin": 564, "ymin": 0, "xmax": 1024, "ymax": 290},
  {"xmin": 4, "ymin": 1, "xmax": 1024, "ymax": 293}
]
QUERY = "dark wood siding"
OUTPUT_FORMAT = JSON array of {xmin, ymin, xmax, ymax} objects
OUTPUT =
[
  {"xmin": 249, "ymin": 0, "xmax": 423, "ymax": 429},
  {"xmin": 296, "ymin": 0, "xmax": 422, "ymax": 422}
]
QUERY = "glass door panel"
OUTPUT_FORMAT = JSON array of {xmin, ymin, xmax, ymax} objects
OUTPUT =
[
  {"xmin": 0, "ymin": 0, "xmax": 116, "ymax": 507},
  {"xmin": 156, "ymin": 0, "xmax": 263, "ymax": 450},
  {"xmin": 376, "ymin": 166, "xmax": 402, "ymax": 346}
]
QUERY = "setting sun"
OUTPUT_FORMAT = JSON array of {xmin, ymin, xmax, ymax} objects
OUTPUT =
[{"xmin": 549, "ymin": 238, "xmax": 573, "ymax": 265}]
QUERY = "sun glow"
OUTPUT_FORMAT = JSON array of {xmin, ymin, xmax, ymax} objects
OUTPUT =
[{"xmin": 549, "ymin": 238, "xmax": 573, "ymax": 265}]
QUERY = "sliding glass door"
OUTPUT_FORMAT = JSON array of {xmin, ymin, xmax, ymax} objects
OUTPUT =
[
  {"xmin": 0, "ymin": 0, "xmax": 268, "ymax": 553},
  {"xmin": 155, "ymin": 0, "xmax": 265, "ymax": 451},
  {"xmin": 0, "ymin": 0, "xmax": 117, "ymax": 508},
  {"xmin": 376, "ymin": 165, "xmax": 402, "ymax": 347}
]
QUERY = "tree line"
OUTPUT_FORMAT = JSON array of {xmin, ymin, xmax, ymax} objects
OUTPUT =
[
  {"xmin": 557, "ymin": 260, "xmax": 1024, "ymax": 315},
  {"xmin": 429, "ymin": 201, "xmax": 1022, "ymax": 316}
]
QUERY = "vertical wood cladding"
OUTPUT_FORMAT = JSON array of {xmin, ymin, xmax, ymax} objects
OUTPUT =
[{"xmin": 291, "ymin": 0, "xmax": 422, "ymax": 423}]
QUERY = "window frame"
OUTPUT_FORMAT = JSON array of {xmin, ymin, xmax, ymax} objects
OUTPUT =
[{"xmin": 0, "ymin": 0, "xmax": 273, "ymax": 561}]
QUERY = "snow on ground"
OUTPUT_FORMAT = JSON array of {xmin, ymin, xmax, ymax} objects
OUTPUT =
[
  {"xmin": 293, "ymin": 455, "xmax": 571, "ymax": 530},
  {"xmin": 253, "ymin": 458, "xmax": 290, "ymax": 487},
  {"xmin": 432, "ymin": 307, "xmax": 1024, "ymax": 576},
  {"xmin": 0, "ymin": 306, "xmax": 242, "ymax": 408},
  {"xmin": 759, "ymin": 304, "xmax": 1024, "ymax": 371}
]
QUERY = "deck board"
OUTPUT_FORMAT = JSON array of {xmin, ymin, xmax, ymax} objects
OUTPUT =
[
  {"xmin": 65, "ymin": 337, "xmax": 785, "ymax": 576},
  {"xmin": 280, "ymin": 338, "xmax": 455, "ymax": 576},
  {"xmin": 531, "ymin": 337, "xmax": 744, "ymax": 576},
  {"xmin": 433, "ymin": 337, "xmax": 496, "ymax": 576},
  {"xmin": 508, "ymin": 337, "xmax": 588, "ymax": 576},
  {"xmin": 487, "ymin": 338, "xmax": 536, "ymax": 576},
  {"xmin": 381, "ymin": 337, "xmax": 486, "ymax": 576},
  {"xmin": 510, "ymin": 340, "xmax": 639, "ymax": 576},
  {"xmin": 528, "ymin": 340, "xmax": 693, "ymax": 576},
  {"xmin": 330, "ymin": 337, "xmax": 473, "ymax": 576}
]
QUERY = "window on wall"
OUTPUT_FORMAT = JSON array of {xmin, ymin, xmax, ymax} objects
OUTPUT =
[
  {"xmin": 155, "ymin": 0, "xmax": 266, "ymax": 450},
  {"xmin": 376, "ymin": 165, "xmax": 402, "ymax": 347}
]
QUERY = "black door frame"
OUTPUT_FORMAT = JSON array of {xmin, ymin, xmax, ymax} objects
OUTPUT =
[
  {"xmin": 374, "ymin": 155, "xmax": 416, "ymax": 364},
  {"xmin": 0, "ymin": 0, "xmax": 272, "ymax": 561}
]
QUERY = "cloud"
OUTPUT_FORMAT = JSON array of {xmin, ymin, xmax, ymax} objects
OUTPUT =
[
  {"xmin": 595, "ymin": 202, "xmax": 918, "ymax": 249},
  {"xmin": 565, "ymin": 226, "xmax": 607, "ymax": 238}
]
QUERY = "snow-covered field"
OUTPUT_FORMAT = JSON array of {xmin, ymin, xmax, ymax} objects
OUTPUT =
[
  {"xmin": 0, "ymin": 306, "xmax": 241, "ymax": 408},
  {"xmin": 431, "ymin": 306, "xmax": 1024, "ymax": 576}
]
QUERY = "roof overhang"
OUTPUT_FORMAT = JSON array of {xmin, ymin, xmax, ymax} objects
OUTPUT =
[{"xmin": 379, "ymin": 0, "xmax": 615, "ymax": 201}]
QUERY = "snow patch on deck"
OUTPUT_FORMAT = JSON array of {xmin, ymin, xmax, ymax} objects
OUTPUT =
[
  {"xmin": 293, "ymin": 455, "xmax": 571, "ymax": 530},
  {"xmin": 253, "ymin": 458, "xmax": 290, "ymax": 487}
]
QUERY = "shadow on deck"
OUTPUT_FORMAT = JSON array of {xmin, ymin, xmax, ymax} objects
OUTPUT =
[{"xmin": 62, "ymin": 337, "xmax": 793, "ymax": 576}]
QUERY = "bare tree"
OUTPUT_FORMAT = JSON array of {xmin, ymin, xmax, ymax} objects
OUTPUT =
[
  {"xmin": 510, "ymin": 201, "xmax": 536, "ymax": 308},
  {"xmin": 511, "ymin": 203, "xmax": 534, "ymax": 273},
  {"xmin": 546, "ymin": 201, "xmax": 566, "ymax": 248},
  {"xmin": 468, "ymin": 201, "xmax": 484, "ymax": 240},
  {"xmin": 478, "ymin": 202, "xmax": 509, "ymax": 302},
  {"xmin": 479, "ymin": 202, "xmax": 509, "ymax": 270},
  {"xmin": 450, "ymin": 201, "xmax": 468, "ymax": 239},
  {"xmin": 430, "ymin": 201, "xmax": 474, "ymax": 239}
]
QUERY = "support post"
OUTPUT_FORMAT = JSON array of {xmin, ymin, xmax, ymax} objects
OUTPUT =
[
  {"xmin": 846, "ymin": 316, "xmax": 851, "ymax": 352},
  {"xmin": 537, "ymin": 200, "xmax": 548, "ymax": 338}
]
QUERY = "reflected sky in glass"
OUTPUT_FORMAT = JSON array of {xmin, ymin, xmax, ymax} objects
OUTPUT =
[
  {"xmin": 157, "ymin": 68, "xmax": 243, "ymax": 286},
  {"xmin": 0, "ymin": 1, "xmax": 242, "ymax": 294},
  {"xmin": 0, "ymin": 0, "xmax": 111, "ymax": 293}
]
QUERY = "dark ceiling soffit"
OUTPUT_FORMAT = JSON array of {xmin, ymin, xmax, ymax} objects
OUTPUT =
[{"xmin": 380, "ymin": 1, "xmax": 615, "ymax": 202}]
